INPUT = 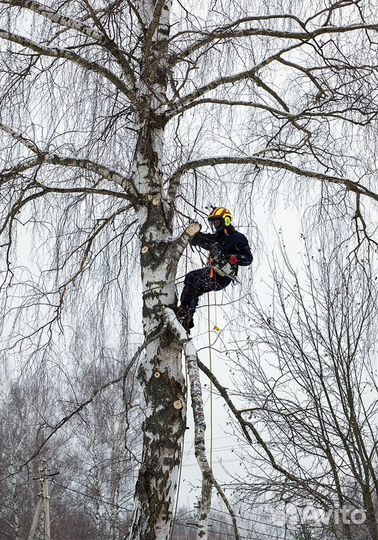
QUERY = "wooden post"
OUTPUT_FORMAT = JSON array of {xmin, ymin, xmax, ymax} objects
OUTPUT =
[{"xmin": 28, "ymin": 459, "xmax": 51, "ymax": 540}]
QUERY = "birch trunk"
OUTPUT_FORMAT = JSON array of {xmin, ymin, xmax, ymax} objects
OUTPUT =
[
  {"xmin": 184, "ymin": 342, "xmax": 240, "ymax": 540},
  {"xmin": 127, "ymin": 217, "xmax": 188, "ymax": 540},
  {"xmin": 127, "ymin": 2, "xmax": 190, "ymax": 539},
  {"xmin": 128, "ymin": 203, "xmax": 190, "ymax": 539},
  {"xmin": 163, "ymin": 311, "xmax": 241, "ymax": 540},
  {"xmin": 93, "ymin": 448, "xmax": 102, "ymax": 540}
]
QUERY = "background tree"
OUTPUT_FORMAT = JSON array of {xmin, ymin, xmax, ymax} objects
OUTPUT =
[
  {"xmin": 0, "ymin": 1, "xmax": 378, "ymax": 539},
  {"xmin": 0, "ymin": 289, "xmax": 140, "ymax": 540},
  {"xmin": 224, "ymin": 234, "xmax": 378, "ymax": 540}
]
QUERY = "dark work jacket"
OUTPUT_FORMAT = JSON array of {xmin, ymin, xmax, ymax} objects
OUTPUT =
[{"xmin": 191, "ymin": 226, "xmax": 253, "ymax": 271}]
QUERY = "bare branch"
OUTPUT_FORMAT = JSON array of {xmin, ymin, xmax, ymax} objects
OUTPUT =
[
  {"xmin": 23, "ymin": 328, "xmax": 164, "ymax": 467},
  {"xmin": 197, "ymin": 359, "xmax": 333, "ymax": 507},
  {"xmin": 168, "ymin": 156, "xmax": 378, "ymax": 204},
  {"xmin": 2, "ymin": 0, "xmax": 106, "ymax": 42},
  {"xmin": 0, "ymin": 122, "xmax": 43, "ymax": 156},
  {"xmin": 169, "ymin": 222, "xmax": 201, "ymax": 265},
  {"xmin": 0, "ymin": 152, "xmax": 138, "ymax": 201},
  {"xmin": 81, "ymin": 0, "xmax": 137, "ymax": 85},
  {"xmin": 170, "ymin": 21, "xmax": 378, "ymax": 65},
  {"xmin": 0, "ymin": 29, "xmax": 140, "ymax": 107}
]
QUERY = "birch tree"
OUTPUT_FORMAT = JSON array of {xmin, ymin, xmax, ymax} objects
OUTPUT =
[{"xmin": 0, "ymin": 1, "xmax": 378, "ymax": 539}]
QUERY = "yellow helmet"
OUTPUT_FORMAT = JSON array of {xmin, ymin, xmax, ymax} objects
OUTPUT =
[{"xmin": 208, "ymin": 207, "xmax": 232, "ymax": 227}]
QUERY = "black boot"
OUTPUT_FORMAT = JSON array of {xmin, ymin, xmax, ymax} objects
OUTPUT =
[
  {"xmin": 169, "ymin": 305, "xmax": 194, "ymax": 334},
  {"xmin": 182, "ymin": 309, "xmax": 194, "ymax": 334}
]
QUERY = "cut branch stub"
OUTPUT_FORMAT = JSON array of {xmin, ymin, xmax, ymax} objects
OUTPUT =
[{"xmin": 186, "ymin": 222, "xmax": 201, "ymax": 238}]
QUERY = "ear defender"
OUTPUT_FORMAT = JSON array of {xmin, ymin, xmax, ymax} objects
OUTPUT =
[{"xmin": 224, "ymin": 216, "xmax": 231, "ymax": 227}]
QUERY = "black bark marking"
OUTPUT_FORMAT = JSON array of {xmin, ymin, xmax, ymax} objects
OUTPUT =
[{"xmin": 132, "ymin": 340, "xmax": 186, "ymax": 539}]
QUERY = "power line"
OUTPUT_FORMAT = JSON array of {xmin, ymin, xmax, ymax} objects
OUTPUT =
[
  {"xmin": 182, "ymin": 441, "xmax": 253, "ymax": 454},
  {"xmin": 52, "ymin": 479, "xmax": 133, "ymax": 513},
  {"xmin": 182, "ymin": 457, "xmax": 249, "ymax": 468},
  {"xmin": 174, "ymin": 519, "xmax": 289, "ymax": 540},
  {"xmin": 210, "ymin": 506, "xmax": 339, "ymax": 532},
  {"xmin": 211, "ymin": 507, "xmax": 287, "ymax": 527},
  {"xmin": 54, "ymin": 477, "xmax": 291, "ymax": 539},
  {"xmin": 208, "ymin": 516, "xmax": 295, "ymax": 539}
]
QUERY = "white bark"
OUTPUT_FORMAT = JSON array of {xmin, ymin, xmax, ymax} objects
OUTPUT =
[
  {"xmin": 128, "ymin": 239, "xmax": 188, "ymax": 539},
  {"xmin": 165, "ymin": 310, "xmax": 241, "ymax": 540},
  {"xmin": 110, "ymin": 432, "xmax": 121, "ymax": 540},
  {"xmin": 93, "ymin": 440, "xmax": 102, "ymax": 540},
  {"xmin": 3, "ymin": 0, "xmax": 106, "ymax": 42}
]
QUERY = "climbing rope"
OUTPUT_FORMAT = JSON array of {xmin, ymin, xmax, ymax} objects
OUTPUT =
[{"xmin": 170, "ymin": 246, "xmax": 190, "ymax": 540}]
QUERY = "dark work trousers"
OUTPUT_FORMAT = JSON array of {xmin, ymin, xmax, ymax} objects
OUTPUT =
[{"xmin": 180, "ymin": 268, "xmax": 232, "ymax": 312}]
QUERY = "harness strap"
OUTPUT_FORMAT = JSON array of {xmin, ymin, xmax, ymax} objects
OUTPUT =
[{"xmin": 208, "ymin": 256, "xmax": 216, "ymax": 280}]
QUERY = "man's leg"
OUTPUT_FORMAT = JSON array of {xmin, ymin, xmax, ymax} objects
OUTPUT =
[
  {"xmin": 177, "ymin": 269, "xmax": 231, "ymax": 332},
  {"xmin": 174, "ymin": 269, "xmax": 207, "ymax": 332},
  {"xmin": 181, "ymin": 268, "xmax": 216, "ymax": 309}
]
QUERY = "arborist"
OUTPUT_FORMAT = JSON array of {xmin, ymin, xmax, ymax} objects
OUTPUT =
[{"xmin": 173, "ymin": 207, "xmax": 253, "ymax": 333}]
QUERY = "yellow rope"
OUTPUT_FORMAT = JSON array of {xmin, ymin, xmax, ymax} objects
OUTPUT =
[{"xmin": 207, "ymin": 292, "xmax": 214, "ymax": 469}]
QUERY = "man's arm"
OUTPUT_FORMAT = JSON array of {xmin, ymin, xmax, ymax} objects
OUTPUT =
[
  {"xmin": 231, "ymin": 236, "xmax": 253, "ymax": 266},
  {"xmin": 190, "ymin": 231, "xmax": 215, "ymax": 251}
]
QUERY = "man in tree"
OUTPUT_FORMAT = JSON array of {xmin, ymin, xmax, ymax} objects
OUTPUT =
[{"xmin": 173, "ymin": 207, "xmax": 253, "ymax": 332}]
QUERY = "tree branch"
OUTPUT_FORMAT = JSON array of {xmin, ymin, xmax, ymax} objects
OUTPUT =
[
  {"xmin": 23, "ymin": 328, "xmax": 164, "ymax": 467},
  {"xmin": 168, "ymin": 156, "xmax": 378, "ymax": 204},
  {"xmin": 169, "ymin": 222, "xmax": 201, "ymax": 265},
  {"xmin": 197, "ymin": 359, "xmax": 333, "ymax": 506},
  {"xmin": 0, "ymin": 150, "xmax": 138, "ymax": 202},
  {"xmin": 166, "ymin": 98, "xmax": 372, "ymax": 128},
  {"xmin": 0, "ymin": 122, "xmax": 43, "ymax": 156},
  {"xmin": 81, "ymin": 0, "xmax": 137, "ymax": 86},
  {"xmin": 168, "ymin": 41, "xmax": 303, "ymax": 113},
  {"xmin": 0, "ymin": 29, "xmax": 140, "ymax": 108},
  {"xmin": 2, "ymin": 0, "xmax": 106, "ymax": 42},
  {"xmin": 170, "ymin": 22, "xmax": 378, "ymax": 65}
]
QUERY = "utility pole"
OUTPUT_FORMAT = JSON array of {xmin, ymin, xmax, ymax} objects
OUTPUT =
[{"xmin": 28, "ymin": 459, "xmax": 53, "ymax": 540}]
